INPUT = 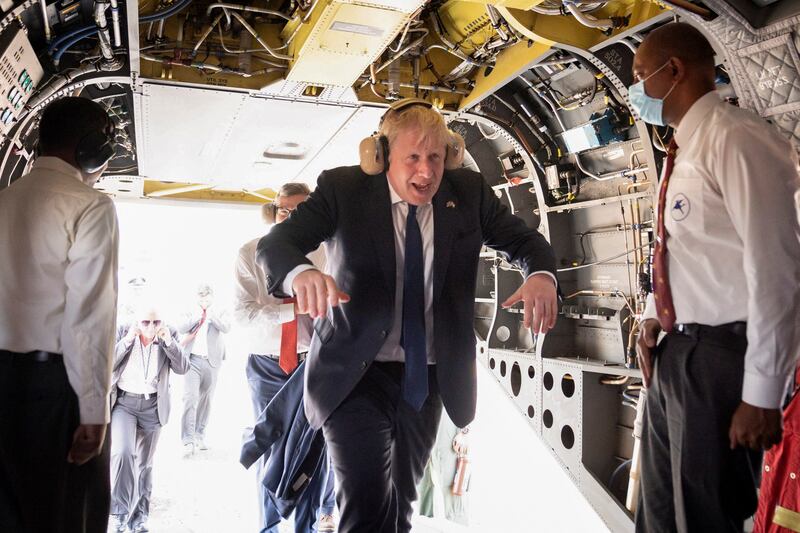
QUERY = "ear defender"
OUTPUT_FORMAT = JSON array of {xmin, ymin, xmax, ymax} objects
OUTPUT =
[
  {"xmin": 444, "ymin": 130, "xmax": 465, "ymax": 170},
  {"xmin": 358, "ymin": 99, "xmax": 466, "ymax": 175},
  {"xmin": 359, "ymin": 134, "xmax": 389, "ymax": 176}
]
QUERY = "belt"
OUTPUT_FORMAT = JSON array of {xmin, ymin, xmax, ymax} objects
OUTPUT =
[
  {"xmin": 673, "ymin": 321, "xmax": 747, "ymax": 340},
  {"xmin": 0, "ymin": 350, "xmax": 62, "ymax": 363},
  {"xmin": 259, "ymin": 352, "xmax": 307, "ymax": 362},
  {"xmin": 118, "ymin": 389, "xmax": 157, "ymax": 400}
]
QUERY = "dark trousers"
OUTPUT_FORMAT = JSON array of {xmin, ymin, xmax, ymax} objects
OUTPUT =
[
  {"xmin": 246, "ymin": 354, "xmax": 335, "ymax": 533},
  {"xmin": 323, "ymin": 362, "xmax": 443, "ymax": 533},
  {"xmin": 0, "ymin": 350, "xmax": 110, "ymax": 533},
  {"xmin": 635, "ymin": 329, "xmax": 761, "ymax": 533},
  {"xmin": 181, "ymin": 354, "xmax": 219, "ymax": 444},
  {"xmin": 109, "ymin": 393, "xmax": 161, "ymax": 528}
]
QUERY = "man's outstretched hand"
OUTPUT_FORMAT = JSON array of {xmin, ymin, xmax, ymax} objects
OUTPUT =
[
  {"xmin": 292, "ymin": 270, "xmax": 350, "ymax": 318},
  {"xmin": 501, "ymin": 274, "xmax": 558, "ymax": 334}
]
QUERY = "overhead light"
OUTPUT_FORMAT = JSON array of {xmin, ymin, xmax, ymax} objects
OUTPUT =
[{"xmin": 263, "ymin": 142, "xmax": 308, "ymax": 160}]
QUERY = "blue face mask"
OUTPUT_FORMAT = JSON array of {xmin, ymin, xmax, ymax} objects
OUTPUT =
[{"xmin": 628, "ymin": 61, "xmax": 677, "ymax": 126}]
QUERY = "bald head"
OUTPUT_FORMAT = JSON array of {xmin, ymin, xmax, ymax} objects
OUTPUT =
[
  {"xmin": 638, "ymin": 23, "xmax": 715, "ymax": 73},
  {"xmin": 632, "ymin": 22, "xmax": 717, "ymax": 127}
]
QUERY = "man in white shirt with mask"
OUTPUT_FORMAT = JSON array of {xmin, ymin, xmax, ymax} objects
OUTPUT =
[
  {"xmin": 109, "ymin": 308, "xmax": 189, "ymax": 533},
  {"xmin": 0, "ymin": 97, "xmax": 118, "ymax": 533},
  {"xmin": 631, "ymin": 23, "xmax": 800, "ymax": 532}
]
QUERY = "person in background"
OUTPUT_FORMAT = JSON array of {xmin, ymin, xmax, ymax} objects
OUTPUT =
[
  {"xmin": 234, "ymin": 183, "xmax": 336, "ymax": 532},
  {"xmin": 108, "ymin": 307, "xmax": 190, "ymax": 533},
  {"xmin": 0, "ymin": 96, "xmax": 119, "ymax": 533},
  {"xmin": 418, "ymin": 417, "xmax": 470, "ymax": 526},
  {"xmin": 632, "ymin": 23, "xmax": 800, "ymax": 532},
  {"xmin": 178, "ymin": 284, "xmax": 230, "ymax": 457}
]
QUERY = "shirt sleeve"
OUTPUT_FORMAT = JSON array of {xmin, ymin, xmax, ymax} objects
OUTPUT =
[
  {"xmin": 526, "ymin": 271, "xmax": 557, "ymax": 285},
  {"xmin": 234, "ymin": 246, "xmax": 295, "ymax": 328},
  {"xmin": 61, "ymin": 196, "xmax": 119, "ymax": 424},
  {"xmin": 282, "ymin": 264, "xmax": 318, "ymax": 296},
  {"xmin": 642, "ymin": 293, "xmax": 658, "ymax": 322},
  {"xmin": 717, "ymin": 123, "xmax": 800, "ymax": 408}
]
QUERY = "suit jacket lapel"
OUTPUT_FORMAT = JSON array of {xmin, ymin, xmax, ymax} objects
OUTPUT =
[
  {"xmin": 365, "ymin": 173, "xmax": 396, "ymax": 296},
  {"xmin": 433, "ymin": 176, "xmax": 458, "ymax": 303}
]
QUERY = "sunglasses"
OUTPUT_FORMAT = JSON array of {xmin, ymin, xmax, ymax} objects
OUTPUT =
[{"xmin": 140, "ymin": 320, "xmax": 162, "ymax": 327}]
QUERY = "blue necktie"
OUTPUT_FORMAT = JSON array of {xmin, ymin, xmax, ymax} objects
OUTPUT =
[{"xmin": 401, "ymin": 204, "xmax": 428, "ymax": 411}]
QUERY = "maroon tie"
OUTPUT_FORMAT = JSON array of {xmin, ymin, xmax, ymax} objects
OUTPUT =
[
  {"xmin": 279, "ymin": 298, "xmax": 298, "ymax": 375},
  {"xmin": 653, "ymin": 139, "xmax": 678, "ymax": 332}
]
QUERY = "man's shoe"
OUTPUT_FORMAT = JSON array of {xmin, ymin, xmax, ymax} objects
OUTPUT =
[
  {"xmin": 130, "ymin": 523, "xmax": 149, "ymax": 533},
  {"xmin": 196, "ymin": 436, "xmax": 208, "ymax": 451},
  {"xmin": 182, "ymin": 442, "xmax": 195, "ymax": 458},
  {"xmin": 108, "ymin": 514, "xmax": 128, "ymax": 533},
  {"xmin": 318, "ymin": 514, "xmax": 336, "ymax": 532}
]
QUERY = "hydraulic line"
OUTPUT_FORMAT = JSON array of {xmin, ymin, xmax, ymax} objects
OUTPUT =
[
  {"xmin": 207, "ymin": 3, "xmax": 293, "ymax": 21},
  {"xmin": 228, "ymin": 11, "xmax": 292, "ymax": 61},
  {"xmin": 140, "ymin": 0, "xmax": 193, "ymax": 23},
  {"xmin": 557, "ymin": 240, "xmax": 653, "ymax": 272}
]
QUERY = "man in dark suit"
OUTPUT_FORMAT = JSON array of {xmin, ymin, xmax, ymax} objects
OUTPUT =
[
  {"xmin": 108, "ymin": 307, "xmax": 190, "ymax": 533},
  {"xmin": 257, "ymin": 99, "xmax": 558, "ymax": 533}
]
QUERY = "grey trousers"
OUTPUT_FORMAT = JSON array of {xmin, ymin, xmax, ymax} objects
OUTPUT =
[
  {"xmin": 635, "ymin": 329, "xmax": 761, "ymax": 533},
  {"xmin": 110, "ymin": 393, "xmax": 162, "ymax": 527},
  {"xmin": 181, "ymin": 354, "xmax": 219, "ymax": 445}
]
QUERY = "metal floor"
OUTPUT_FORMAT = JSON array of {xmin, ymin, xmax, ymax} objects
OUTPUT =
[{"xmin": 143, "ymin": 352, "xmax": 607, "ymax": 533}]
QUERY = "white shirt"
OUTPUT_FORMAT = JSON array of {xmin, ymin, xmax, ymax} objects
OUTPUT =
[
  {"xmin": 117, "ymin": 337, "xmax": 158, "ymax": 394},
  {"xmin": 192, "ymin": 317, "xmax": 210, "ymax": 357},
  {"xmin": 0, "ymin": 157, "xmax": 119, "ymax": 424},
  {"xmin": 643, "ymin": 92, "xmax": 800, "ymax": 409},
  {"xmin": 233, "ymin": 238, "xmax": 324, "ymax": 355}
]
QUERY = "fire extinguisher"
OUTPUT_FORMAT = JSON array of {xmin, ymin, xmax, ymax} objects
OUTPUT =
[{"xmin": 452, "ymin": 426, "xmax": 471, "ymax": 496}]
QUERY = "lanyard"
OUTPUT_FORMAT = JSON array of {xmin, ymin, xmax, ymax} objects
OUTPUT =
[{"xmin": 141, "ymin": 341, "xmax": 154, "ymax": 383}]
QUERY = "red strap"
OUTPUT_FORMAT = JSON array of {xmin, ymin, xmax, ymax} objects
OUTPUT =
[{"xmin": 279, "ymin": 298, "xmax": 298, "ymax": 375}]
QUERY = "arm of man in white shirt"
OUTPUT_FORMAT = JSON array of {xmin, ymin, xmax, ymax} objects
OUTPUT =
[
  {"xmin": 719, "ymin": 123, "xmax": 800, "ymax": 449},
  {"xmin": 718, "ymin": 127, "xmax": 800, "ymax": 410},
  {"xmin": 61, "ymin": 196, "xmax": 119, "ymax": 425},
  {"xmin": 235, "ymin": 246, "xmax": 296, "ymax": 328},
  {"xmin": 61, "ymin": 196, "xmax": 118, "ymax": 465}
]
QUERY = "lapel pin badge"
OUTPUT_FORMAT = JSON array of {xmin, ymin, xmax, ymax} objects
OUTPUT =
[{"xmin": 446, "ymin": 200, "xmax": 456, "ymax": 209}]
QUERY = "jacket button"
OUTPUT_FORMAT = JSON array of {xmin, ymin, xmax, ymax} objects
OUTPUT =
[
  {"xmin": 380, "ymin": 330, "xmax": 387, "ymax": 338},
  {"xmin": 361, "ymin": 361, "xmax": 368, "ymax": 370},
  {"xmin": 272, "ymin": 429, "xmax": 282, "ymax": 439}
]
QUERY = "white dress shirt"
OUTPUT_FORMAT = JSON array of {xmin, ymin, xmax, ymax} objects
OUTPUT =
[
  {"xmin": 233, "ymin": 238, "xmax": 324, "ymax": 355},
  {"xmin": 192, "ymin": 317, "xmax": 210, "ymax": 357},
  {"xmin": 643, "ymin": 92, "xmax": 800, "ymax": 409},
  {"xmin": 0, "ymin": 157, "xmax": 119, "ymax": 424},
  {"xmin": 117, "ymin": 337, "xmax": 159, "ymax": 395}
]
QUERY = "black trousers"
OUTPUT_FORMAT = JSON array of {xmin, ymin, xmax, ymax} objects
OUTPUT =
[
  {"xmin": 0, "ymin": 350, "xmax": 110, "ymax": 533},
  {"xmin": 635, "ymin": 328, "xmax": 761, "ymax": 533},
  {"xmin": 322, "ymin": 362, "xmax": 442, "ymax": 533}
]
